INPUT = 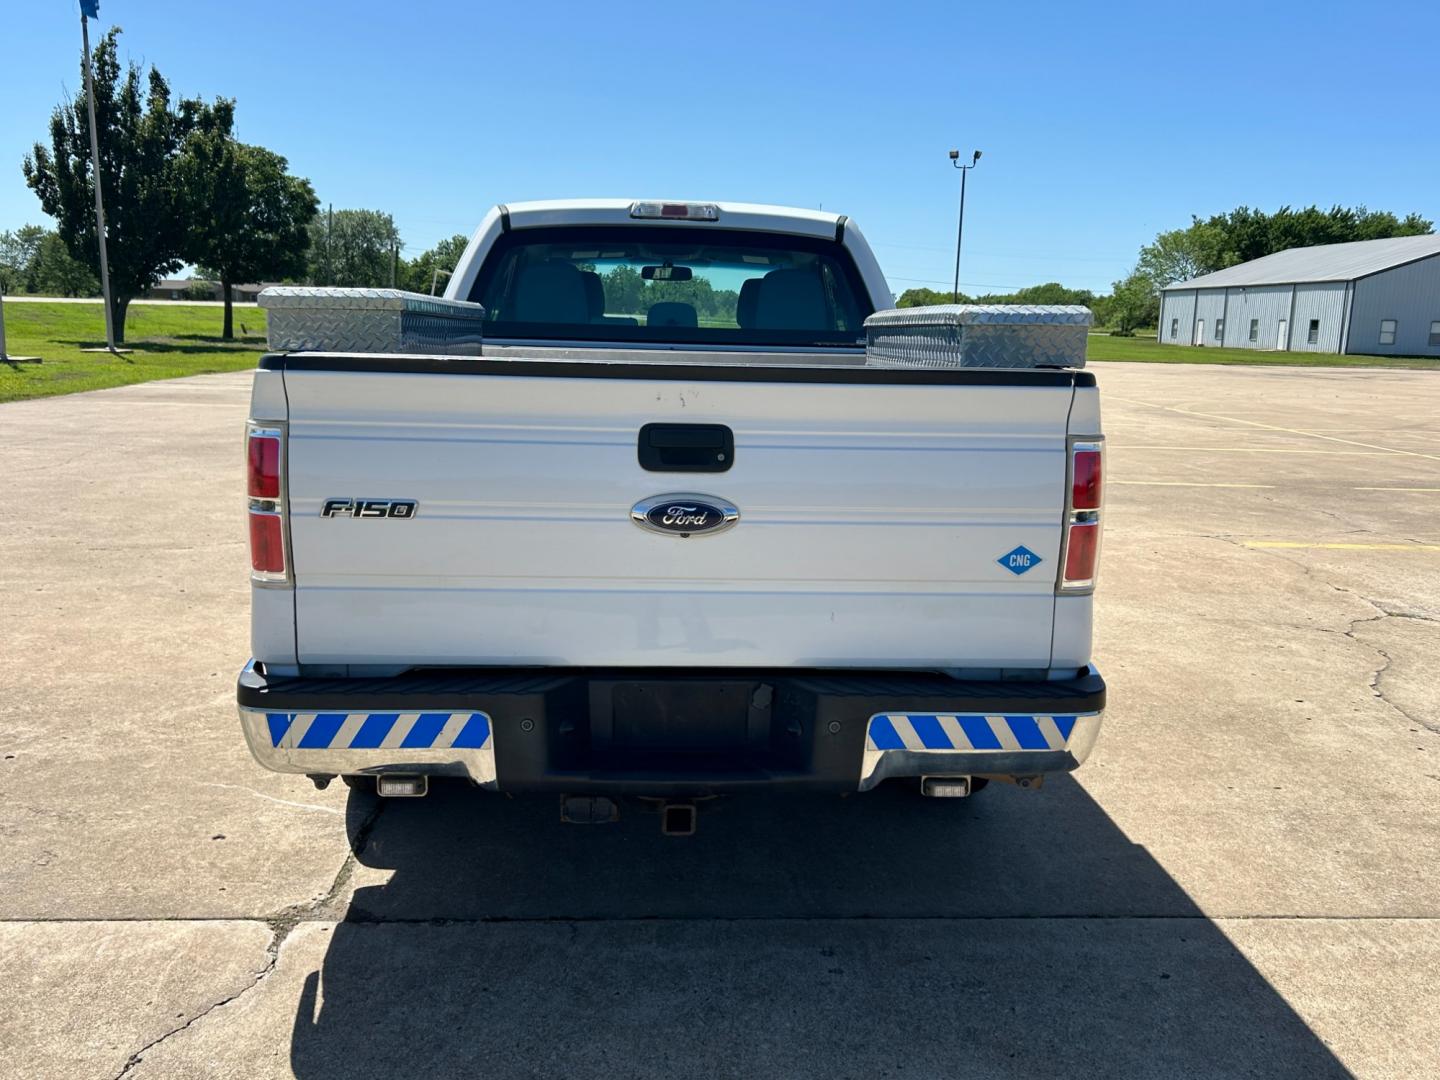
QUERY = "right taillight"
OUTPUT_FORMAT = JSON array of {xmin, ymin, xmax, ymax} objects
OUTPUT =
[
  {"xmin": 1059, "ymin": 438, "xmax": 1103, "ymax": 591},
  {"xmin": 246, "ymin": 423, "xmax": 289, "ymax": 584}
]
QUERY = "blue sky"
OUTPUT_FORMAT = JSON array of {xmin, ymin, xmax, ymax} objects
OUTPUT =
[{"xmin": 5, "ymin": 0, "xmax": 1438, "ymax": 295}]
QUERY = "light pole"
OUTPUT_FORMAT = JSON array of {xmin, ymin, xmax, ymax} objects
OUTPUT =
[
  {"xmin": 80, "ymin": 3, "xmax": 118, "ymax": 352},
  {"xmin": 949, "ymin": 149, "xmax": 982, "ymax": 303}
]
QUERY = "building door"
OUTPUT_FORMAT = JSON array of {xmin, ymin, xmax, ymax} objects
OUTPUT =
[
  {"xmin": 1276, "ymin": 320, "xmax": 1288, "ymax": 350},
  {"xmin": 1194, "ymin": 320, "xmax": 1205, "ymax": 346}
]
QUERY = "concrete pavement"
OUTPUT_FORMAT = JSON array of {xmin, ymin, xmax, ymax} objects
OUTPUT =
[{"xmin": 1, "ymin": 362, "xmax": 1437, "ymax": 1078}]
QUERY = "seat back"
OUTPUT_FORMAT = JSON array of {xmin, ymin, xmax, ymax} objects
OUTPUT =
[
  {"xmin": 511, "ymin": 261, "xmax": 589, "ymax": 325},
  {"xmin": 736, "ymin": 278, "xmax": 762, "ymax": 328},
  {"xmin": 753, "ymin": 269, "xmax": 828, "ymax": 331},
  {"xmin": 647, "ymin": 301, "xmax": 698, "ymax": 328}
]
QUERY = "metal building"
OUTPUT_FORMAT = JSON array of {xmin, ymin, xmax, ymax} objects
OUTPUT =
[{"xmin": 1158, "ymin": 234, "xmax": 1440, "ymax": 356}]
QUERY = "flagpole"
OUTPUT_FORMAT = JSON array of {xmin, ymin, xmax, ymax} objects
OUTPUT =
[{"xmin": 80, "ymin": 9, "xmax": 117, "ymax": 353}]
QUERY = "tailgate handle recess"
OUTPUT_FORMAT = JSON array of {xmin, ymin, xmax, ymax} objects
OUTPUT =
[{"xmin": 638, "ymin": 423, "xmax": 734, "ymax": 473}]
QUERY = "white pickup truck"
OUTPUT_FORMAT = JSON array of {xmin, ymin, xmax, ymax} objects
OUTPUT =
[{"xmin": 238, "ymin": 199, "xmax": 1105, "ymax": 830}]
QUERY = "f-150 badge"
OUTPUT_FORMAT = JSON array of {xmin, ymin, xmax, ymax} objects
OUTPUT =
[
  {"xmin": 321, "ymin": 499, "xmax": 418, "ymax": 519},
  {"xmin": 631, "ymin": 494, "xmax": 739, "ymax": 537}
]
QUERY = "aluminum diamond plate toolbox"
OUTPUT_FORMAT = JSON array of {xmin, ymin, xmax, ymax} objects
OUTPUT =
[
  {"xmin": 259, "ymin": 287, "xmax": 487, "ymax": 354},
  {"xmin": 864, "ymin": 304, "xmax": 1091, "ymax": 369}
]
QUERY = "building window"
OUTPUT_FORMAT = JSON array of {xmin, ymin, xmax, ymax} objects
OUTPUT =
[
  {"xmin": 1215, "ymin": 319, "xmax": 1224, "ymax": 340},
  {"xmin": 1379, "ymin": 319, "xmax": 1397, "ymax": 345},
  {"xmin": 1429, "ymin": 321, "xmax": 1440, "ymax": 346},
  {"xmin": 1248, "ymin": 319, "xmax": 1259, "ymax": 343},
  {"xmin": 1307, "ymin": 319, "xmax": 1320, "ymax": 345},
  {"xmin": 1170, "ymin": 318, "xmax": 1178, "ymax": 340}
]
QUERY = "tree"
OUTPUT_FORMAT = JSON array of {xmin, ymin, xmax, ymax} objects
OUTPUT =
[
  {"xmin": 897, "ymin": 287, "xmax": 969, "ymax": 307},
  {"xmin": 23, "ymin": 28, "xmax": 225, "ymax": 343},
  {"xmin": 306, "ymin": 209, "xmax": 402, "ymax": 287},
  {"xmin": 1135, "ymin": 224, "xmax": 1226, "ymax": 288},
  {"xmin": 602, "ymin": 264, "xmax": 645, "ymax": 315},
  {"xmin": 31, "ymin": 231, "xmax": 99, "ymax": 297},
  {"xmin": 179, "ymin": 115, "xmax": 318, "ymax": 338},
  {"xmin": 1107, "ymin": 269, "xmax": 1159, "ymax": 334},
  {"xmin": 1190, "ymin": 204, "xmax": 1432, "ymax": 268},
  {"xmin": 403, "ymin": 234, "xmax": 469, "ymax": 295},
  {"xmin": 0, "ymin": 225, "xmax": 46, "ymax": 294}
]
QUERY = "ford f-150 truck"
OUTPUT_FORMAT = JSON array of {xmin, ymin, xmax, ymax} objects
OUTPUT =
[{"xmin": 238, "ymin": 199, "xmax": 1105, "ymax": 830}]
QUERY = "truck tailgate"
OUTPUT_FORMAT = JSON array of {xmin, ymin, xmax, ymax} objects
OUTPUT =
[{"xmin": 278, "ymin": 361, "xmax": 1078, "ymax": 669}]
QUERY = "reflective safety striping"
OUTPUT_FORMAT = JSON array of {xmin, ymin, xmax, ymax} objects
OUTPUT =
[
  {"xmin": 866, "ymin": 712, "xmax": 1084, "ymax": 752},
  {"xmin": 266, "ymin": 710, "xmax": 492, "ymax": 750}
]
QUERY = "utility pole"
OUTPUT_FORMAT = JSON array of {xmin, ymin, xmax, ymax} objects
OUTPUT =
[
  {"xmin": 326, "ymin": 204, "xmax": 333, "ymax": 285},
  {"xmin": 948, "ymin": 149, "xmax": 982, "ymax": 304},
  {"xmin": 80, "ymin": 2, "xmax": 118, "ymax": 352}
]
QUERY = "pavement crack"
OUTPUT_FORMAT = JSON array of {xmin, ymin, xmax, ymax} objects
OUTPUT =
[
  {"xmin": 110, "ymin": 798, "xmax": 386, "ymax": 1077},
  {"xmin": 112, "ymin": 926, "xmax": 282, "ymax": 1080},
  {"xmin": 1207, "ymin": 535, "xmax": 1438, "ymax": 735}
]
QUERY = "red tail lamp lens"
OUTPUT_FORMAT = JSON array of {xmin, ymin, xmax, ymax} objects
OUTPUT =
[
  {"xmin": 1064, "ymin": 522, "xmax": 1100, "ymax": 583},
  {"xmin": 1072, "ymin": 449, "xmax": 1102, "ymax": 511},
  {"xmin": 247, "ymin": 436, "xmax": 280, "ymax": 499},
  {"xmin": 249, "ymin": 512, "xmax": 285, "ymax": 573}
]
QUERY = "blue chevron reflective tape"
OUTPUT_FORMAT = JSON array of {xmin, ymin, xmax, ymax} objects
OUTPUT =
[
  {"xmin": 866, "ymin": 713, "xmax": 1080, "ymax": 752},
  {"xmin": 265, "ymin": 711, "xmax": 491, "ymax": 751}
]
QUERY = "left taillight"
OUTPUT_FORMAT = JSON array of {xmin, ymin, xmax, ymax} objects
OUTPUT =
[
  {"xmin": 1058, "ymin": 438, "xmax": 1103, "ymax": 592},
  {"xmin": 246, "ymin": 423, "xmax": 289, "ymax": 583}
]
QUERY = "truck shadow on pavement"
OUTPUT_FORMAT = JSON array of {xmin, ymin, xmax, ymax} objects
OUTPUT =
[{"xmin": 289, "ymin": 778, "xmax": 1350, "ymax": 1079}]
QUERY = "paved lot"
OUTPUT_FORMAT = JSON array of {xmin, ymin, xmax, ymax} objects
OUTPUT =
[{"xmin": 2, "ymin": 362, "xmax": 1438, "ymax": 1079}]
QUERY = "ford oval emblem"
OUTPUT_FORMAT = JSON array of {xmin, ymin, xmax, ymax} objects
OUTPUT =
[{"xmin": 631, "ymin": 493, "xmax": 740, "ymax": 537}]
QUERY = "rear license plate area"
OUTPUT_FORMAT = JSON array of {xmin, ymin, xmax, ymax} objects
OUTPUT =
[{"xmin": 601, "ymin": 680, "xmax": 763, "ymax": 751}]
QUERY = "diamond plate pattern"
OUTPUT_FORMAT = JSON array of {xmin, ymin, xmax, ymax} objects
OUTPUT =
[
  {"xmin": 259, "ymin": 287, "xmax": 487, "ymax": 353},
  {"xmin": 863, "ymin": 304, "xmax": 1091, "ymax": 369}
]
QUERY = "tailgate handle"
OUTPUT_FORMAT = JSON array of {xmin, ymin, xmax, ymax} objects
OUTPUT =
[{"xmin": 638, "ymin": 423, "xmax": 734, "ymax": 473}]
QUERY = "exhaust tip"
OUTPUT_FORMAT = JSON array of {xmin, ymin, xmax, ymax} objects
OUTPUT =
[
  {"xmin": 661, "ymin": 802, "xmax": 697, "ymax": 836},
  {"xmin": 376, "ymin": 774, "xmax": 428, "ymax": 798}
]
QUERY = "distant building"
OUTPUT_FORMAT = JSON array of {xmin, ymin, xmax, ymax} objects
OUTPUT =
[
  {"xmin": 1159, "ymin": 234, "xmax": 1440, "ymax": 357},
  {"xmin": 147, "ymin": 279, "xmax": 270, "ymax": 302}
]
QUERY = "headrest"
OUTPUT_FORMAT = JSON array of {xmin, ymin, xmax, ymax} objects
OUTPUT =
[{"xmin": 647, "ymin": 301, "xmax": 698, "ymax": 328}]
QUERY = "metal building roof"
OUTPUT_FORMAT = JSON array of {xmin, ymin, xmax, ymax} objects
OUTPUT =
[{"xmin": 1163, "ymin": 233, "xmax": 1440, "ymax": 290}]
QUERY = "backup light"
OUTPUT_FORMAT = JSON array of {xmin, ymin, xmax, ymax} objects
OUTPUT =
[{"xmin": 630, "ymin": 201, "xmax": 720, "ymax": 221}]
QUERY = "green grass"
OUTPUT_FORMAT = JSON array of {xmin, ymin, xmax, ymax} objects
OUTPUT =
[
  {"xmin": 6, "ymin": 301, "xmax": 1436, "ymax": 404},
  {"xmin": 1086, "ymin": 333, "xmax": 1440, "ymax": 369},
  {"xmin": 0, "ymin": 302, "xmax": 267, "ymax": 403}
]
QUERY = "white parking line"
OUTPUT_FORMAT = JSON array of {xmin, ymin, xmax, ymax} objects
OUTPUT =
[
  {"xmin": 1111, "ymin": 480, "xmax": 1275, "ymax": 488},
  {"xmin": 1108, "ymin": 397, "xmax": 1440, "ymax": 462},
  {"xmin": 1111, "ymin": 445, "xmax": 1393, "ymax": 456}
]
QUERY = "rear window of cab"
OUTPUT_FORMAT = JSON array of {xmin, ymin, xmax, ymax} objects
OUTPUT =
[{"xmin": 470, "ymin": 225, "xmax": 872, "ymax": 348}]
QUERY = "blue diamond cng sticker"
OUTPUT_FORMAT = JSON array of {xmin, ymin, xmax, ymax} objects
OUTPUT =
[{"xmin": 998, "ymin": 545, "xmax": 1042, "ymax": 576}]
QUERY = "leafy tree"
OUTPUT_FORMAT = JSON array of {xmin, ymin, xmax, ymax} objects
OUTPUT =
[
  {"xmin": 602, "ymin": 264, "xmax": 645, "ymax": 315},
  {"xmin": 179, "ymin": 111, "xmax": 318, "ymax": 338},
  {"xmin": 897, "ymin": 286, "xmax": 968, "ymax": 307},
  {"xmin": 403, "ymin": 234, "xmax": 469, "ymax": 295},
  {"xmin": 22, "ymin": 28, "xmax": 225, "ymax": 342},
  {"xmin": 1107, "ymin": 269, "xmax": 1159, "ymax": 334},
  {"xmin": 1179, "ymin": 205, "xmax": 1432, "ymax": 272},
  {"xmin": 0, "ymin": 225, "xmax": 47, "ymax": 294},
  {"xmin": 1136, "ymin": 224, "xmax": 1226, "ymax": 288},
  {"xmin": 32, "ymin": 231, "xmax": 99, "ymax": 297},
  {"xmin": 307, "ymin": 209, "xmax": 401, "ymax": 287}
]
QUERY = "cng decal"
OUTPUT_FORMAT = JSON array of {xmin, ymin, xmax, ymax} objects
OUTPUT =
[{"xmin": 998, "ymin": 545, "xmax": 1042, "ymax": 576}]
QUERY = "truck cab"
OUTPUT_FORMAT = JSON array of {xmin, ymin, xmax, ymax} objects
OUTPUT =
[{"xmin": 238, "ymin": 200, "xmax": 1105, "ymax": 815}]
